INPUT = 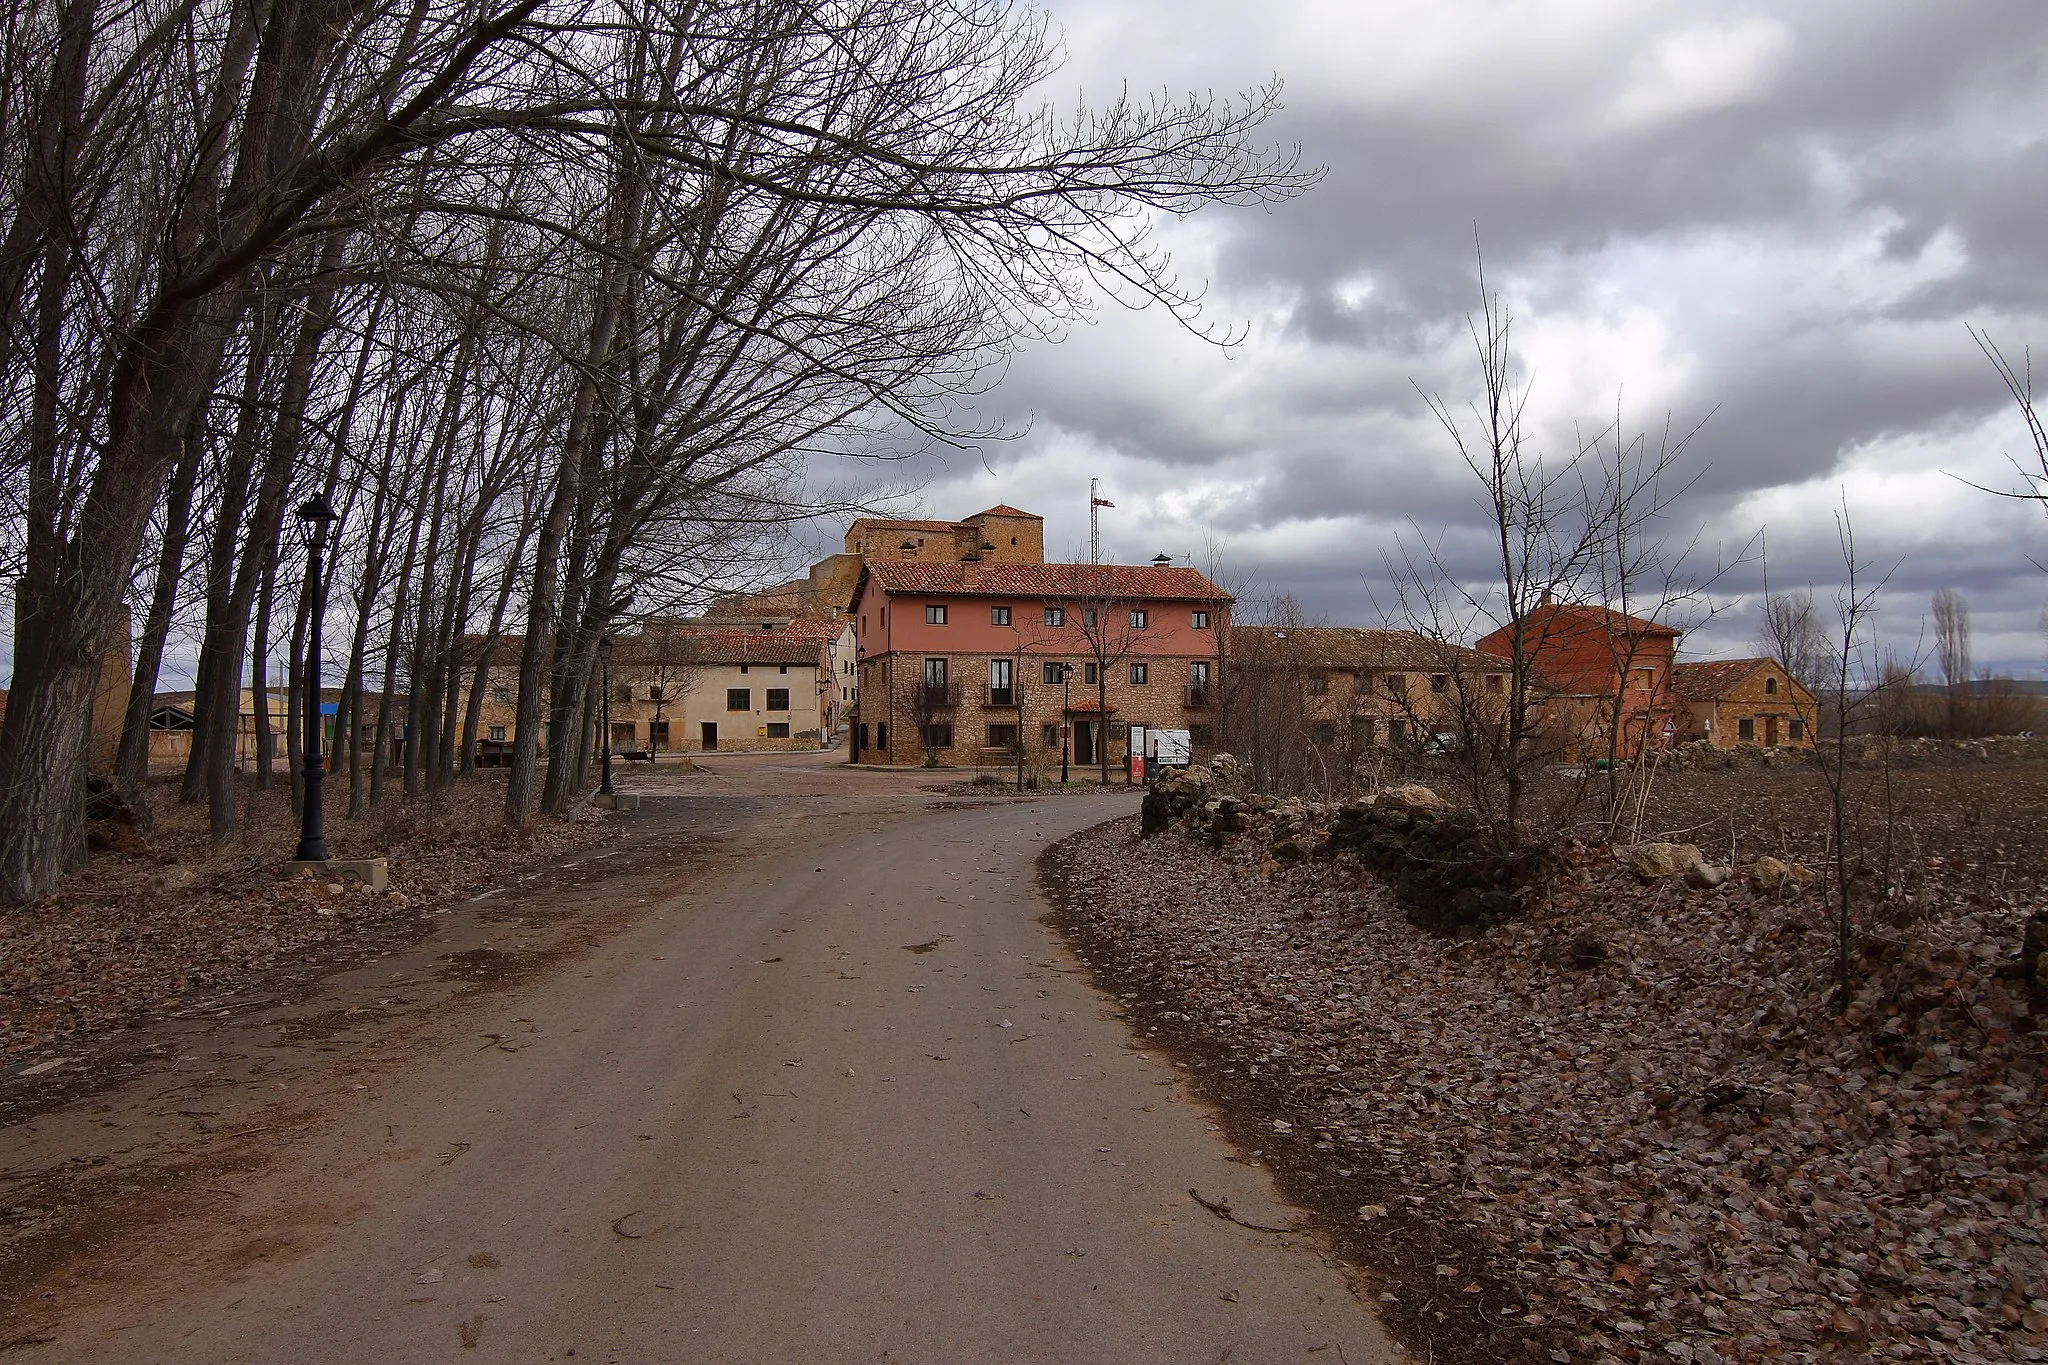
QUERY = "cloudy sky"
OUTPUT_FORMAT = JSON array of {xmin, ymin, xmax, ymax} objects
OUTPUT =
[{"xmin": 845, "ymin": 0, "xmax": 2048, "ymax": 675}]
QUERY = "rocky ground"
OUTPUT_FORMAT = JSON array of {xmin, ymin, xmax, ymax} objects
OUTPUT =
[
  {"xmin": 1, "ymin": 773, "xmax": 611, "ymax": 1066},
  {"xmin": 1046, "ymin": 759, "xmax": 2048, "ymax": 1365}
]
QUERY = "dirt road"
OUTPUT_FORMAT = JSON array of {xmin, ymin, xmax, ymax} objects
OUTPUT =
[{"xmin": 6, "ymin": 754, "xmax": 1393, "ymax": 1362}]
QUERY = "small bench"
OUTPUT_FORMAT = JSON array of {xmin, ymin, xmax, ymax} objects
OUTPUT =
[{"xmin": 620, "ymin": 748, "xmax": 657, "ymax": 763}]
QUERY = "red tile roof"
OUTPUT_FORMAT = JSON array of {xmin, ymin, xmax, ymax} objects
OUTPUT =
[
  {"xmin": 857, "ymin": 560, "xmax": 1228, "ymax": 604},
  {"xmin": 626, "ymin": 628, "xmax": 823, "ymax": 666},
  {"xmin": 1670, "ymin": 658, "xmax": 1769, "ymax": 702},
  {"xmin": 968, "ymin": 504, "xmax": 1040, "ymax": 519},
  {"xmin": 850, "ymin": 517, "xmax": 962, "ymax": 534}
]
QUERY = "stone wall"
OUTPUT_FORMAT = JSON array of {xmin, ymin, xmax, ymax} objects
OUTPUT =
[{"xmin": 1141, "ymin": 759, "xmax": 1564, "ymax": 938}]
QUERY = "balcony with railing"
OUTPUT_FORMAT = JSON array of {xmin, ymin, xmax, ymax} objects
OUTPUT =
[
  {"xmin": 916, "ymin": 680, "xmax": 962, "ymax": 710},
  {"xmin": 1184, "ymin": 682, "xmax": 1212, "ymax": 708},
  {"xmin": 981, "ymin": 683, "xmax": 1019, "ymax": 708}
]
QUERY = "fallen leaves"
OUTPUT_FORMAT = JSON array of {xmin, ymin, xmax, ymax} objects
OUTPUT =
[{"xmin": 1051, "ymin": 767, "xmax": 2048, "ymax": 1365}]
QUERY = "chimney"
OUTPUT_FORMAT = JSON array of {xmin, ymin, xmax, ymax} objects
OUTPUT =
[{"xmin": 961, "ymin": 553, "xmax": 980, "ymax": 587}]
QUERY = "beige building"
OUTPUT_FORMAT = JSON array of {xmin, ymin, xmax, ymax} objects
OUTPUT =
[
  {"xmin": 610, "ymin": 626, "xmax": 835, "ymax": 754},
  {"xmin": 468, "ymin": 620, "xmax": 847, "ymax": 758},
  {"xmin": 1671, "ymin": 658, "xmax": 1817, "ymax": 748}
]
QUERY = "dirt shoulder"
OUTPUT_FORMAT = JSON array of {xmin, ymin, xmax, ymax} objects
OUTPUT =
[
  {"xmin": 2, "ymin": 772, "xmax": 611, "ymax": 1082},
  {"xmin": 1042, "ymin": 790, "xmax": 2046, "ymax": 1365}
]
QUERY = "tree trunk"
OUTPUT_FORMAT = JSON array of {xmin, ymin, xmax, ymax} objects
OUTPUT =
[{"xmin": 116, "ymin": 430, "xmax": 204, "ymax": 786}]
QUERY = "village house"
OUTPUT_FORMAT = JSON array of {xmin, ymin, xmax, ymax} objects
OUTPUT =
[
  {"xmin": 848, "ymin": 554, "xmax": 1230, "ymax": 769},
  {"xmin": 468, "ymin": 616, "xmax": 849, "ymax": 758},
  {"xmin": 1474, "ymin": 601, "xmax": 1683, "ymax": 758},
  {"xmin": 1670, "ymin": 658, "xmax": 1817, "ymax": 749},
  {"xmin": 1229, "ymin": 626, "xmax": 1514, "ymax": 748}
]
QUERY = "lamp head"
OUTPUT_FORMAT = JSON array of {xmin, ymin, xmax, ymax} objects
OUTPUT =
[{"xmin": 295, "ymin": 493, "xmax": 339, "ymax": 545}]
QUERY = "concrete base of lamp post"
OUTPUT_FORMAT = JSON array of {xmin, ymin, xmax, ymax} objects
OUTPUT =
[
  {"xmin": 594, "ymin": 792, "xmax": 641, "ymax": 811},
  {"xmin": 284, "ymin": 857, "xmax": 390, "ymax": 892}
]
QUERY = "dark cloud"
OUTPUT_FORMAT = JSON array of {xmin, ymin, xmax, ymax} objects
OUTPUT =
[{"xmin": 885, "ymin": 0, "xmax": 2048, "ymax": 673}]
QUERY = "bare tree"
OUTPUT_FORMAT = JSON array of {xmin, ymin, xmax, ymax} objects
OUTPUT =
[
  {"xmin": 1391, "ymin": 257, "xmax": 1607, "ymax": 849},
  {"xmin": 0, "ymin": 0, "xmax": 1320, "ymax": 900},
  {"xmin": 1932, "ymin": 587, "xmax": 1971, "ymax": 733},
  {"xmin": 1757, "ymin": 588, "xmax": 1830, "ymax": 695},
  {"xmin": 1070, "ymin": 568, "xmax": 1168, "ymax": 784}
]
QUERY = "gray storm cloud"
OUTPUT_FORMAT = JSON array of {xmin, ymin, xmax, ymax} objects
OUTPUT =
[{"xmin": 859, "ymin": 0, "xmax": 2048, "ymax": 674}]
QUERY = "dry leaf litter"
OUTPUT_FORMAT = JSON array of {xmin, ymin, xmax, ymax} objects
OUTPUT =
[
  {"xmin": 1051, "ymin": 756, "xmax": 2048, "ymax": 1365},
  {"xmin": 2, "ymin": 773, "xmax": 611, "ymax": 1064}
]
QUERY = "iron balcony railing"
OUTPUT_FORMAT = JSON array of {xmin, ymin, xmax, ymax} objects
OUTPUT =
[
  {"xmin": 982, "ymin": 684, "xmax": 1019, "ymax": 708},
  {"xmin": 1185, "ymin": 682, "xmax": 1212, "ymax": 708},
  {"xmin": 917, "ymin": 680, "xmax": 962, "ymax": 710}
]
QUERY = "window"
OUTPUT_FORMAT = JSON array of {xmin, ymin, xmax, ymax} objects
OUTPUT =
[
  {"xmin": 987, "ymin": 723, "xmax": 1018, "ymax": 749},
  {"xmin": 1044, "ymin": 606, "xmax": 1065, "ymax": 626},
  {"xmin": 1384, "ymin": 673, "xmax": 1407, "ymax": 696},
  {"xmin": 860, "ymin": 723, "xmax": 869, "ymax": 748},
  {"xmin": 988, "ymin": 658, "xmax": 1014, "ymax": 705},
  {"xmin": 648, "ymin": 720, "xmax": 669, "ymax": 748},
  {"xmin": 1353, "ymin": 717, "xmax": 1376, "ymax": 746},
  {"xmin": 1129, "ymin": 609, "xmax": 1148, "ymax": 629},
  {"xmin": 1790, "ymin": 718, "xmax": 1806, "ymax": 740},
  {"xmin": 1082, "ymin": 607, "xmax": 1097, "ymax": 628},
  {"xmin": 876, "ymin": 722, "xmax": 886, "ymax": 748},
  {"xmin": 1431, "ymin": 673, "xmax": 1448, "ymax": 694},
  {"xmin": 490, "ymin": 684, "xmax": 511, "ymax": 703},
  {"xmin": 1630, "ymin": 667, "xmax": 1655, "ymax": 691},
  {"xmin": 727, "ymin": 688, "xmax": 750, "ymax": 711},
  {"xmin": 1485, "ymin": 673, "xmax": 1504, "ymax": 694},
  {"xmin": 1129, "ymin": 662, "xmax": 1148, "ymax": 685},
  {"xmin": 1191, "ymin": 610, "xmax": 1209, "ymax": 630},
  {"xmin": 991, "ymin": 606, "xmax": 1011, "ymax": 626},
  {"xmin": 778, "ymin": 664, "xmax": 788, "ymax": 674},
  {"xmin": 1352, "ymin": 672, "xmax": 1373, "ymax": 694},
  {"xmin": 1042, "ymin": 723, "xmax": 1060, "ymax": 748},
  {"xmin": 766, "ymin": 722, "xmax": 790, "ymax": 738},
  {"xmin": 1188, "ymin": 661, "xmax": 1211, "ymax": 703},
  {"xmin": 740, "ymin": 664, "xmax": 749, "ymax": 674},
  {"xmin": 923, "ymin": 657, "xmax": 949, "ymax": 687},
  {"xmin": 1388, "ymin": 717, "xmax": 1409, "ymax": 743},
  {"xmin": 1765, "ymin": 676, "xmax": 1779, "ymax": 695},
  {"xmin": 1738, "ymin": 717, "xmax": 1755, "ymax": 742},
  {"xmin": 924, "ymin": 722, "xmax": 953, "ymax": 749},
  {"xmin": 1309, "ymin": 722, "xmax": 1336, "ymax": 746},
  {"xmin": 1307, "ymin": 670, "xmax": 1328, "ymax": 695},
  {"xmin": 766, "ymin": 688, "xmax": 790, "ymax": 711},
  {"xmin": 488, "ymin": 724, "xmax": 506, "ymax": 742},
  {"xmin": 1083, "ymin": 662, "xmax": 1098, "ymax": 685},
  {"xmin": 925, "ymin": 604, "xmax": 947, "ymax": 624},
  {"xmin": 1042, "ymin": 661, "xmax": 1065, "ymax": 685}
]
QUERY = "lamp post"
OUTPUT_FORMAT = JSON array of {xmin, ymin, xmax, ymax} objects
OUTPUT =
[
  {"xmin": 1059, "ymin": 662, "xmax": 1073, "ymax": 784},
  {"xmin": 598, "ymin": 636, "xmax": 615, "ymax": 796},
  {"xmin": 292, "ymin": 493, "xmax": 339, "ymax": 864}
]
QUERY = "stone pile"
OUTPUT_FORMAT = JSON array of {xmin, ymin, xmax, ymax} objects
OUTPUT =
[{"xmin": 1145, "ymin": 768, "xmax": 1564, "ymax": 937}]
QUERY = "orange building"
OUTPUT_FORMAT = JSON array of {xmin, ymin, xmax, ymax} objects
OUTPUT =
[
  {"xmin": 848, "ymin": 558, "xmax": 1230, "ymax": 770},
  {"xmin": 1474, "ymin": 601, "xmax": 1682, "ymax": 757}
]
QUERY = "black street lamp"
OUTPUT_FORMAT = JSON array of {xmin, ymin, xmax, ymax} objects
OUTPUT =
[
  {"xmin": 292, "ymin": 493, "xmax": 339, "ymax": 864},
  {"xmin": 1059, "ymin": 662, "xmax": 1073, "ymax": 784},
  {"xmin": 598, "ymin": 636, "xmax": 615, "ymax": 797}
]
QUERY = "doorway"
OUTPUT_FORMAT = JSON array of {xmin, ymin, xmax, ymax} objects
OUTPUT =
[
  {"xmin": 700, "ymin": 721, "xmax": 718, "ymax": 751},
  {"xmin": 1764, "ymin": 716, "xmax": 1779, "ymax": 747},
  {"xmin": 1074, "ymin": 720, "xmax": 1096, "ymax": 766}
]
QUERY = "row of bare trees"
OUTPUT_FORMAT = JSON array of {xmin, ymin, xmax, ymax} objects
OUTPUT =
[{"xmin": 0, "ymin": 0, "xmax": 1316, "ymax": 901}]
